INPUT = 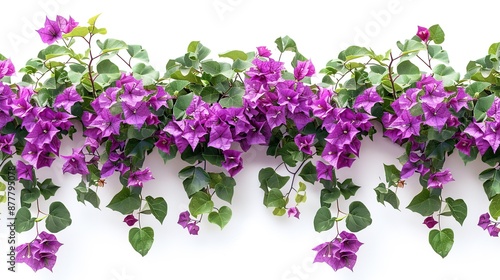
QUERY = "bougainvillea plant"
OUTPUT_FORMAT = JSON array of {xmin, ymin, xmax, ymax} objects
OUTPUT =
[{"xmin": 1, "ymin": 14, "xmax": 500, "ymax": 272}]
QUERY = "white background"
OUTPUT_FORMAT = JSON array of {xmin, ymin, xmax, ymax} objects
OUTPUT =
[{"xmin": 1, "ymin": 1, "xmax": 499, "ymax": 279}]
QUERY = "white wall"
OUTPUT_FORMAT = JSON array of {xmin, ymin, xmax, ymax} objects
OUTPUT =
[{"xmin": 1, "ymin": 1, "xmax": 499, "ymax": 279}]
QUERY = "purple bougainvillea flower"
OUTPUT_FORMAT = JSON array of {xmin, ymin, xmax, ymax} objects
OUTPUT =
[
  {"xmin": 128, "ymin": 168, "xmax": 154, "ymax": 188},
  {"xmin": 61, "ymin": 148, "xmax": 89, "ymax": 175},
  {"xmin": 155, "ymin": 134, "xmax": 173, "ymax": 154},
  {"xmin": 257, "ymin": 46, "xmax": 271, "ymax": 57},
  {"xmin": 89, "ymin": 109, "xmax": 122, "ymax": 138},
  {"xmin": 416, "ymin": 26, "xmax": 430, "ymax": 42},
  {"xmin": 478, "ymin": 213, "xmax": 491, "ymax": 230},
  {"xmin": 390, "ymin": 110, "xmax": 422, "ymax": 140},
  {"xmin": 181, "ymin": 120, "xmax": 207, "ymax": 151},
  {"xmin": 222, "ymin": 149, "xmax": 243, "ymax": 177},
  {"xmin": 339, "ymin": 231, "xmax": 363, "ymax": 253},
  {"xmin": 354, "ymin": 87, "xmax": 383, "ymax": 113},
  {"xmin": 332, "ymin": 250, "xmax": 358, "ymax": 271},
  {"xmin": 484, "ymin": 122, "xmax": 500, "ymax": 153},
  {"xmin": 16, "ymin": 240, "xmax": 43, "ymax": 272},
  {"xmin": 423, "ymin": 216, "xmax": 438, "ymax": 228},
  {"xmin": 38, "ymin": 231, "xmax": 63, "ymax": 254},
  {"xmin": 16, "ymin": 231, "xmax": 62, "ymax": 272},
  {"xmin": 56, "ymin": 15, "xmax": 78, "ymax": 34},
  {"xmin": 312, "ymin": 241, "xmax": 341, "ymax": 265},
  {"xmin": 122, "ymin": 101, "xmax": 150, "ymax": 130},
  {"xmin": 208, "ymin": 123, "xmax": 233, "ymax": 151},
  {"xmin": 177, "ymin": 211, "xmax": 191, "ymax": 228},
  {"xmin": 449, "ymin": 87, "xmax": 472, "ymax": 112},
  {"xmin": 455, "ymin": 133, "xmax": 473, "ymax": 156},
  {"xmin": 0, "ymin": 134, "xmax": 14, "ymax": 154},
  {"xmin": 294, "ymin": 134, "xmax": 315, "ymax": 155},
  {"xmin": 265, "ymin": 105, "xmax": 286, "ymax": 129},
  {"xmin": 313, "ymin": 239, "xmax": 358, "ymax": 271},
  {"xmin": 25, "ymin": 121, "xmax": 59, "ymax": 147},
  {"xmin": 0, "ymin": 58, "xmax": 15, "ymax": 79},
  {"xmin": 123, "ymin": 214, "xmax": 138, "ymax": 226},
  {"xmin": 422, "ymin": 102, "xmax": 451, "ymax": 132},
  {"xmin": 287, "ymin": 207, "xmax": 300, "ymax": 219},
  {"xmin": 54, "ymin": 86, "xmax": 83, "ymax": 113},
  {"xmin": 17, "ymin": 161, "xmax": 34, "ymax": 181},
  {"xmin": 37, "ymin": 17, "xmax": 62, "ymax": 44},
  {"xmin": 427, "ymin": 169, "xmax": 454, "ymax": 189},
  {"xmin": 487, "ymin": 225, "xmax": 500, "ymax": 237},
  {"xmin": 148, "ymin": 86, "xmax": 171, "ymax": 111},
  {"xmin": 187, "ymin": 222, "xmax": 200, "ymax": 235},
  {"xmin": 316, "ymin": 161, "xmax": 333, "ymax": 181},
  {"xmin": 294, "ymin": 59, "xmax": 315, "ymax": 81}
]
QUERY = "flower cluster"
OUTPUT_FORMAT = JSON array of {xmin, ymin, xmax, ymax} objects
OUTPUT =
[
  {"xmin": 478, "ymin": 213, "xmax": 500, "ymax": 237},
  {"xmin": 15, "ymin": 231, "xmax": 63, "ymax": 272},
  {"xmin": 312, "ymin": 231, "xmax": 363, "ymax": 271},
  {"xmin": 3, "ymin": 16, "xmax": 500, "ymax": 274}
]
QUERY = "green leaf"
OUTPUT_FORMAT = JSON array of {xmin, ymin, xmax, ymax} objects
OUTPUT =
[
  {"xmin": 299, "ymin": 161, "xmax": 317, "ymax": 184},
  {"xmin": 232, "ymin": 59, "xmax": 253, "ymax": 72},
  {"xmin": 76, "ymin": 187, "xmax": 100, "ymax": 209},
  {"xmin": 97, "ymin": 38, "xmax": 127, "ymax": 54},
  {"xmin": 320, "ymin": 188, "xmax": 341, "ymax": 206},
  {"xmin": 480, "ymin": 168, "xmax": 500, "ymax": 199},
  {"xmin": 208, "ymin": 206, "xmax": 232, "ymax": 229},
  {"xmin": 200, "ymin": 86, "xmax": 221, "ymax": 104},
  {"xmin": 406, "ymin": 188, "xmax": 441, "ymax": 216},
  {"xmin": 258, "ymin": 167, "xmax": 290, "ymax": 190},
  {"xmin": 187, "ymin": 41, "xmax": 211, "ymax": 61},
  {"xmin": 338, "ymin": 46, "xmax": 370, "ymax": 61},
  {"xmin": 219, "ymin": 50, "xmax": 248, "ymax": 61},
  {"xmin": 219, "ymin": 87, "xmax": 244, "ymax": 108},
  {"xmin": 106, "ymin": 187, "xmax": 141, "ymax": 215},
  {"xmin": 96, "ymin": 59, "xmax": 121, "ymax": 80},
  {"xmin": 313, "ymin": 207, "xmax": 335, "ymax": 233},
  {"xmin": 397, "ymin": 60, "xmax": 420, "ymax": 75},
  {"xmin": 474, "ymin": 95, "xmax": 495, "ymax": 121},
  {"xmin": 14, "ymin": 207, "xmax": 35, "ymax": 233},
  {"xmin": 429, "ymin": 228, "xmax": 454, "ymax": 258},
  {"xmin": 166, "ymin": 80, "xmax": 190, "ymax": 95},
  {"xmin": 466, "ymin": 81, "xmax": 490, "ymax": 97},
  {"xmin": 38, "ymin": 45, "xmax": 72, "ymax": 60},
  {"xmin": 429, "ymin": 24, "xmax": 445, "ymax": 44},
  {"xmin": 489, "ymin": 194, "xmax": 500, "ymax": 220},
  {"xmin": 265, "ymin": 188, "xmax": 286, "ymax": 208},
  {"xmin": 132, "ymin": 63, "xmax": 159, "ymax": 85},
  {"xmin": 63, "ymin": 26, "xmax": 90, "ymax": 38},
  {"xmin": 46, "ymin": 202, "xmax": 72, "ymax": 233},
  {"xmin": 433, "ymin": 64, "xmax": 459, "ymax": 87},
  {"xmin": 213, "ymin": 173, "xmax": 235, "ymax": 204},
  {"xmin": 374, "ymin": 183, "xmax": 400, "ymax": 210},
  {"xmin": 127, "ymin": 45, "xmax": 150, "ymax": 62},
  {"xmin": 397, "ymin": 39, "xmax": 426, "ymax": 55},
  {"xmin": 0, "ymin": 160, "xmax": 15, "ymax": 182},
  {"xmin": 145, "ymin": 196, "xmax": 168, "ymax": 224},
  {"xmin": 180, "ymin": 166, "xmax": 211, "ymax": 197},
  {"xmin": 87, "ymin": 13, "xmax": 101, "ymax": 25},
  {"xmin": 173, "ymin": 92, "xmax": 194, "ymax": 119},
  {"xmin": 189, "ymin": 191, "xmax": 214, "ymax": 217},
  {"xmin": 338, "ymin": 178, "xmax": 360, "ymax": 199},
  {"xmin": 384, "ymin": 164, "xmax": 401, "ymax": 187},
  {"xmin": 38, "ymin": 178, "xmax": 60, "ymax": 200},
  {"xmin": 21, "ymin": 188, "xmax": 40, "ymax": 204},
  {"xmin": 346, "ymin": 201, "xmax": 372, "ymax": 232},
  {"xmin": 201, "ymin": 60, "xmax": 221, "ymax": 75},
  {"xmin": 445, "ymin": 197, "xmax": 467, "ymax": 225},
  {"xmin": 129, "ymin": 227, "xmax": 154, "ymax": 257},
  {"xmin": 275, "ymin": 36, "xmax": 297, "ymax": 53}
]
